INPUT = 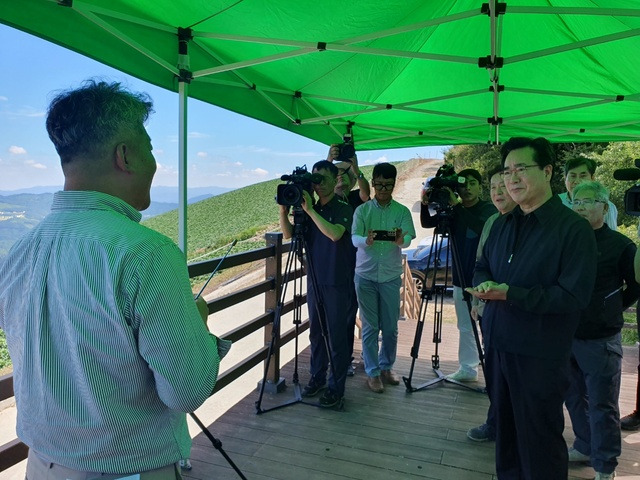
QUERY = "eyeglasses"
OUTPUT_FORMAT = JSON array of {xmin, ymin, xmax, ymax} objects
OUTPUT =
[
  {"xmin": 500, "ymin": 164, "xmax": 540, "ymax": 180},
  {"xmin": 572, "ymin": 198, "xmax": 605, "ymax": 207},
  {"xmin": 372, "ymin": 182, "xmax": 395, "ymax": 191}
]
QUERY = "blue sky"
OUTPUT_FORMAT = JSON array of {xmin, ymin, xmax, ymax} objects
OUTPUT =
[{"xmin": 0, "ymin": 24, "xmax": 447, "ymax": 193}]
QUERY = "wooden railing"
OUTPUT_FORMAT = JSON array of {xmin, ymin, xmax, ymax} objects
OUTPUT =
[
  {"xmin": 0, "ymin": 232, "xmax": 308, "ymax": 471},
  {"xmin": 0, "ymin": 232, "xmax": 420, "ymax": 472}
]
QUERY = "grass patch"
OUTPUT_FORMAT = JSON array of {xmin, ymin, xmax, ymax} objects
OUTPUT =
[
  {"xmin": 623, "ymin": 312, "xmax": 639, "ymax": 346},
  {"xmin": 0, "ymin": 329, "xmax": 11, "ymax": 373}
]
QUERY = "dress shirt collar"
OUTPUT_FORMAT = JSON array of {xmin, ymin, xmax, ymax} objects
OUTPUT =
[{"xmin": 52, "ymin": 190, "xmax": 143, "ymax": 223}]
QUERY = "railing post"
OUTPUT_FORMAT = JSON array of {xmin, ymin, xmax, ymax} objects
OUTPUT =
[{"xmin": 263, "ymin": 232, "xmax": 286, "ymax": 392}]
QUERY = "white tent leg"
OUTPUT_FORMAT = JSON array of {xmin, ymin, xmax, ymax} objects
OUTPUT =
[{"xmin": 178, "ymin": 80, "xmax": 188, "ymax": 254}]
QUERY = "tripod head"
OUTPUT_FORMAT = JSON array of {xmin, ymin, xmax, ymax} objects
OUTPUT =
[{"xmin": 431, "ymin": 205, "xmax": 455, "ymax": 236}]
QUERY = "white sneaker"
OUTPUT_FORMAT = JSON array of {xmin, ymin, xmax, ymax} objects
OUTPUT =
[
  {"xmin": 179, "ymin": 459, "xmax": 192, "ymax": 470},
  {"xmin": 567, "ymin": 447, "xmax": 590, "ymax": 463},
  {"xmin": 446, "ymin": 369, "xmax": 478, "ymax": 382},
  {"xmin": 594, "ymin": 472, "xmax": 615, "ymax": 480}
]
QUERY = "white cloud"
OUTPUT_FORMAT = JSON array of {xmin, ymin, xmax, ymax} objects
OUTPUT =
[
  {"xmin": 25, "ymin": 159, "xmax": 46, "ymax": 169},
  {"xmin": 234, "ymin": 161, "xmax": 242, "ymax": 166},
  {"xmin": 188, "ymin": 131, "xmax": 210, "ymax": 139},
  {"xmin": 153, "ymin": 148, "xmax": 164, "ymax": 156},
  {"xmin": 8, "ymin": 107, "xmax": 45, "ymax": 118},
  {"xmin": 216, "ymin": 172, "xmax": 231, "ymax": 177},
  {"xmin": 360, "ymin": 155, "xmax": 388, "ymax": 166},
  {"xmin": 197, "ymin": 151, "xmax": 207, "ymax": 157},
  {"xmin": 9, "ymin": 145, "xmax": 27, "ymax": 155},
  {"xmin": 0, "ymin": 96, "xmax": 8, "ymax": 101},
  {"xmin": 252, "ymin": 167, "xmax": 269, "ymax": 176}
]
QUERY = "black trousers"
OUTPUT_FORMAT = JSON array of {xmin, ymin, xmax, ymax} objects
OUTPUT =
[{"xmin": 488, "ymin": 347, "xmax": 570, "ymax": 480}]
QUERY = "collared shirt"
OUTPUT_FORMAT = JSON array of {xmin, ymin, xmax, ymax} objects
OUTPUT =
[
  {"xmin": 559, "ymin": 191, "xmax": 618, "ymax": 230},
  {"xmin": 352, "ymin": 198, "xmax": 416, "ymax": 283},
  {"xmin": 304, "ymin": 195, "xmax": 353, "ymax": 286},
  {"xmin": 0, "ymin": 191, "xmax": 220, "ymax": 473},
  {"xmin": 475, "ymin": 195, "xmax": 597, "ymax": 359}
]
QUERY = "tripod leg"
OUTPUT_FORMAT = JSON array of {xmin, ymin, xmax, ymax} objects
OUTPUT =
[
  {"xmin": 189, "ymin": 413, "xmax": 248, "ymax": 480},
  {"xmin": 403, "ymin": 232, "xmax": 444, "ymax": 392}
]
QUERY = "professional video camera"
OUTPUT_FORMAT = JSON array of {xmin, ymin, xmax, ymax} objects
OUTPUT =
[
  {"xmin": 335, "ymin": 132, "xmax": 356, "ymax": 163},
  {"xmin": 276, "ymin": 166, "xmax": 323, "ymax": 207},
  {"xmin": 425, "ymin": 164, "xmax": 466, "ymax": 210},
  {"xmin": 613, "ymin": 159, "xmax": 640, "ymax": 216}
]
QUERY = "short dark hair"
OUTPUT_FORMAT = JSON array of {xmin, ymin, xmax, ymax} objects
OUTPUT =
[
  {"xmin": 312, "ymin": 160, "xmax": 338, "ymax": 177},
  {"xmin": 487, "ymin": 164, "xmax": 504, "ymax": 182},
  {"xmin": 564, "ymin": 156, "xmax": 597, "ymax": 177},
  {"xmin": 372, "ymin": 162, "xmax": 397, "ymax": 180},
  {"xmin": 457, "ymin": 168, "xmax": 482, "ymax": 184},
  {"xmin": 500, "ymin": 137, "xmax": 556, "ymax": 169},
  {"xmin": 46, "ymin": 79, "xmax": 153, "ymax": 164}
]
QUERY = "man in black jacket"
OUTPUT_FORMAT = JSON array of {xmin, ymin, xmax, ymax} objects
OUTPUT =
[
  {"xmin": 565, "ymin": 181, "xmax": 640, "ymax": 480},
  {"xmin": 467, "ymin": 137, "xmax": 597, "ymax": 480}
]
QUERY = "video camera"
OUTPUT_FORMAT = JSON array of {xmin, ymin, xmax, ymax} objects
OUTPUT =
[
  {"xmin": 613, "ymin": 159, "xmax": 640, "ymax": 216},
  {"xmin": 335, "ymin": 132, "xmax": 356, "ymax": 163},
  {"xmin": 425, "ymin": 164, "xmax": 466, "ymax": 210},
  {"xmin": 276, "ymin": 166, "xmax": 323, "ymax": 207}
]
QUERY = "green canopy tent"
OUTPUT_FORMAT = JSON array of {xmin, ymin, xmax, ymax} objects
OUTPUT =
[{"xmin": 2, "ymin": 0, "xmax": 640, "ymax": 251}]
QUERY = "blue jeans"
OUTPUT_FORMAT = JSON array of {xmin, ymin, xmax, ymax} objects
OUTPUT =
[
  {"xmin": 355, "ymin": 274, "xmax": 401, "ymax": 377},
  {"xmin": 565, "ymin": 333, "xmax": 622, "ymax": 474}
]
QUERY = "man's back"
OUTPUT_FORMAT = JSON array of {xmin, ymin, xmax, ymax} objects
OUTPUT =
[{"xmin": 0, "ymin": 191, "xmax": 219, "ymax": 473}]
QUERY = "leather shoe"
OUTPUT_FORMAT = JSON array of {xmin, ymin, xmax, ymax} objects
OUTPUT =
[
  {"xmin": 367, "ymin": 375, "xmax": 384, "ymax": 393},
  {"xmin": 621, "ymin": 410, "xmax": 640, "ymax": 431},
  {"xmin": 380, "ymin": 370, "xmax": 400, "ymax": 385}
]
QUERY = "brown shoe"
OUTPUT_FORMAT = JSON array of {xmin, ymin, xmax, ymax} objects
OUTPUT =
[
  {"xmin": 381, "ymin": 370, "xmax": 400, "ymax": 385},
  {"xmin": 367, "ymin": 375, "xmax": 384, "ymax": 393}
]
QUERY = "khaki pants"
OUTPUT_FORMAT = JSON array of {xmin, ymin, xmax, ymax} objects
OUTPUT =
[{"xmin": 26, "ymin": 450, "xmax": 182, "ymax": 480}]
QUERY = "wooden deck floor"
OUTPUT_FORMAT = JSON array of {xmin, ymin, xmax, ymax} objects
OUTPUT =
[{"xmin": 184, "ymin": 306, "xmax": 640, "ymax": 480}]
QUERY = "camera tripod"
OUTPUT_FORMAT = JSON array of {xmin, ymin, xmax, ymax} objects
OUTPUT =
[
  {"xmin": 255, "ymin": 207, "xmax": 341, "ymax": 413},
  {"xmin": 403, "ymin": 208, "xmax": 486, "ymax": 394}
]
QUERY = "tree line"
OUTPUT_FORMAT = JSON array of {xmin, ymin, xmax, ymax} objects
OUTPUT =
[{"xmin": 444, "ymin": 141, "xmax": 640, "ymax": 239}]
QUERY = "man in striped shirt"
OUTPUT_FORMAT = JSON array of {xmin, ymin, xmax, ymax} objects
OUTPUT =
[{"xmin": 0, "ymin": 80, "xmax": 221, "ymax": 479}]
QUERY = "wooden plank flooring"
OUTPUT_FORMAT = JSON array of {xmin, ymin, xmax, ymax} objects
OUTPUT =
[{"xmin": 184, "ymin": 301, "xmax": 640, "ymax": 480}]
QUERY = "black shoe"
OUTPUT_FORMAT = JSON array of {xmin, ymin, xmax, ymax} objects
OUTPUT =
[
  {"xmin": 347, "ymin": 363, "xmax": 356, "ymax": 377},
  {"xmin": 319, "ymin": 390, "xmax": 343, "ymax": 408},
  {"xmin": 301, "ymin": 381, "xmax": 325, "ymax": 397},
  {"xmin": 621, "ymin": 410, "xmax": 640, "ymax": 431}
]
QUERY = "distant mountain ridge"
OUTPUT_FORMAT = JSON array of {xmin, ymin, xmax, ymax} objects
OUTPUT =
[{"xmin": 0, "ymin": 185, "xmax": 233, "ymax": 259}]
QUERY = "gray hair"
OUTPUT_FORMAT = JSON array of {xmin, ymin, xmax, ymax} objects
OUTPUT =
[
  {"xmin": 572, "ymin": 181, "xmax": 610, "ymax": 203},
  {"xmin": 46, "ymin": 79, "xmax": 153, "ymax": 164}
]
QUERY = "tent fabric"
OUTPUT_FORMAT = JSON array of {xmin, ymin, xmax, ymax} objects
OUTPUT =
[{"xmin": 2, "ymin": 0, "xmax": 640, "ymax": 149}]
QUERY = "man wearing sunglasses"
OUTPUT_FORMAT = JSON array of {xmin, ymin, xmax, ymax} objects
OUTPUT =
[{"xmin": 352, "ymin": 163, "xmax": 415, "ymax": 393}]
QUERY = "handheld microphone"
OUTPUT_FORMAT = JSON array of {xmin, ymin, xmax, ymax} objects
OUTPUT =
[{"xmin": 613, "ymin": 168, "xmax": 640, "ymax": 181}]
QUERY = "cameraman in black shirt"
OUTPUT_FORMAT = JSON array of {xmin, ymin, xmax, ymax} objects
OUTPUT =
[{"xmin": 421, "ymin": 168, "xmax": 496, "ymax": 382}]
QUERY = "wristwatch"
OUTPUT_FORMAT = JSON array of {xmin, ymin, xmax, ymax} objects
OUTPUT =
[{"xmin": 358, "ymin": 172, "xmax": 365, "ymax": 179}]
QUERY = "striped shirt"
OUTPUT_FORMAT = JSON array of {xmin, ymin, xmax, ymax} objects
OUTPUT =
[{"xmin": 0, "ymin": 191, "xmax": 220, "ymax": 473}]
